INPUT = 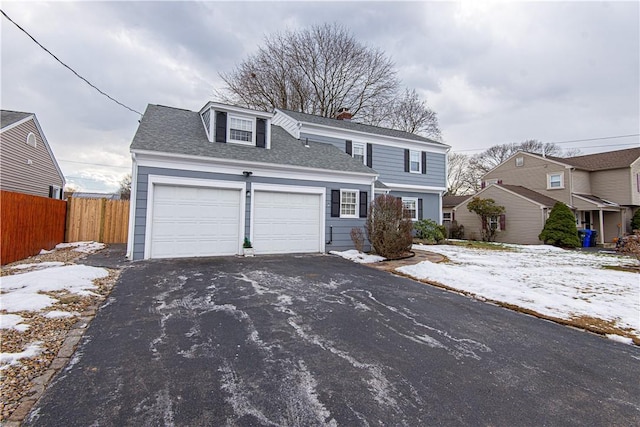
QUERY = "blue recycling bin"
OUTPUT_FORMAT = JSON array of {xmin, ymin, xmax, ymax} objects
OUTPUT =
[{"xmin": 582, "ymin": 229, "xmax": 592, "ymax": 247}]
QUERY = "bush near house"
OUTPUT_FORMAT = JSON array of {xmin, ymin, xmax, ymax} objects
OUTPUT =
[
  {"xmin": 467, "ymin": 197, "xmax": 505, "ymax": 242},
  {"xmin": 365, "ymin": 195, "xmax": 413, "ymax": 259},
  {"xmin": 631, "ymin": 209, "xmax": 640, "ymax": 231},
  {"xmin": 448, "ymin": 220, "xmax": 465, "ymax": 239},
  {"xmin": 414, "ymin": 219, "xmax": 446, "ymax": 244},
  {"xmin": 539, "ymin": 202, "xmax": 581, "ymax": 248}
]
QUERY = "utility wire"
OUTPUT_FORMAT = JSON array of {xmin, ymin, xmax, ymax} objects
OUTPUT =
[
  {"xmin": 58, "ymin": 159, "xmax": 131, "ymax": 169},
  {"xmin": 456, "ymin": 134, "xmax": 640, "ymax": 153},
  {"xmin": 1, "ymin": 9, "xmax": 143, "ymax": 116}
]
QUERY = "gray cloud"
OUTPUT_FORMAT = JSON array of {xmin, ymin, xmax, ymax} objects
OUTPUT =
[{"xmin": 1, "ymin": 1, "xmax": 638, "ymax": 191}]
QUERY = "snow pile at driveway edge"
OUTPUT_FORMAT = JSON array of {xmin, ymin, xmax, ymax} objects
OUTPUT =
[{"xmin": 330, "ymin": 250, "xmax": 385, "ymax": 264}]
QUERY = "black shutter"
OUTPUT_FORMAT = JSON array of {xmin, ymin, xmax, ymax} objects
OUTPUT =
[
  {"xmin": 215, "ymin": 111, "xmax": 227, "ymax": 143},
  {"xmin": 345, "ymin": 140, "xmax": 352, "ymax": 155},
  {"xmin": 421, "ymin": 152, "xmax": 427, "ymax": 174},
  {"xmin": 404, "ymin": 149, "xmax": 410, "ymax": 172},
  {"xmin": 418, "ymin": 198, "xmax": 423, "ymax": 220},
  {"xmin": 500, "ymin": 214, "xmax": 506, "ymax": 230},
  {"xmin": 366, "ymin": 143, "xmax": 373, "ymax": 168},
  {"xmin": 256, "ymin": 118, "xmax": 266, "ymax": 148},
  {"xmin": 331, "ymin": 190, "xmax": 340, "ymax": 217},
  {"xmin": 359, "ymin": 191, "xmax": 368, "ymax": 218},
  {"xmin": 48, "ymin": 186, "xmax": 54, "ymax": 198}
]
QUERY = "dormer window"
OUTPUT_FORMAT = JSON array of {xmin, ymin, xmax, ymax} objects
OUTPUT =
[{"xmin": 228, "ymin": 116, "xmax": 254, "ymax": 144}]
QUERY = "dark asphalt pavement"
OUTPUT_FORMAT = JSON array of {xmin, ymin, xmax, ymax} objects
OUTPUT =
[{"xmin": 26, "ymin": 254, "xmax": 640, "ymax": 426}]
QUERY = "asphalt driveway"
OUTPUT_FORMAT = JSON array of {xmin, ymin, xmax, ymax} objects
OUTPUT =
[{"xmin": 26, "ymin": 254, "xmax": 640, "ymax": 426}]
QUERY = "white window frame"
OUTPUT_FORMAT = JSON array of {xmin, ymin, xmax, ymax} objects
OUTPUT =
[
  {"xmin": 485, "ymin": 178, "xmax": 500, "ymax": 185},
  {"xmin": 443, "ymin": 212, "xmax": 452, "ymax": 222},
  {"xmin": 340, "ymin": 189, "xmax": 359, "ymax": 218},
  {"xmin": 547, "ymin": 172, "xmax": 564, "ymax": 189},
  {"xmin": 489, "ymin": 215, "xmax": 499, "ymax": 231},
  {"xmin": 409, "ymin": 150, "xmax": 421, "ymax": 174},
  {"xmin": 227, "ymin": 115, "xmax": 255, "ymax": 145},
  {"xmin": 515, "ymin": 156, "xmax": 524, "ymax": 167},
  {"xmin": 402, "ymin": 197, "xmax": 419, "ymax": 221},
  {"xmin": 26, "ymin": 132, "xmax": 37, "ymax": 148},
  {"xmin": 352, "ymin": 142, "xmax": 366, "ymax": 165}
]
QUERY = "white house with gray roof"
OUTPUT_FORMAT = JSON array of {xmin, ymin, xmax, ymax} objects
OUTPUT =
[{"xmin": 127, "ymin": 102, "xmax": 449, "ymax": 260}]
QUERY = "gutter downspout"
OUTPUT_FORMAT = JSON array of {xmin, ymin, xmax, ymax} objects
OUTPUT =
[{"xmin": 125, "ymin": 153, "xmax": 138, "ymax": 260}]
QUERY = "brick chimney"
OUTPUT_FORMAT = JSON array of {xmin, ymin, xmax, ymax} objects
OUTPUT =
[{"xmin": 336, "ymin": 107, "xmax": 352, "ymax": 121}]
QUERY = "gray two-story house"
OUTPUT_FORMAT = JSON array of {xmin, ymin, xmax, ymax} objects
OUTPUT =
[{"xmin": 127, "ymin": 102, "xmax": 449, "ymax": 260}]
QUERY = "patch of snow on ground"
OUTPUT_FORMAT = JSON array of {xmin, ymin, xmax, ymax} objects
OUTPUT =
[
  {"xmin": 10, "ymin": 261, "xmax": 65, "ymax": 270},
  {"xmin": 0, "ymin": 314, "xmax": 29, "ymax": 331},
  {"xmin": 606, "ymin": 334, "xmax": 634, "ymax": 345},
  {"xmin": 401, "ymin": 244, "xmax": 639, "ymax": 339},
  {"xmin": 44, "ymin": 310, "xmax": 78, "ymax": 319},
  {"xmin": 55, "ymin": 241, "xmax": 106, "ymax": 253},
  {"xmin": 0, "ymin": 342, "xmax": 43, "ymax": 369},
  {"xmin": 330, "ymin": 250, "xmax": 385, "ymax": 264},
  {"xmin": 39, "ymin": 249, "xmax": 55, "ymax": 255},
  {"xmin": 1, "ymin": 265, "xmax": 109, "ymax": 312}
]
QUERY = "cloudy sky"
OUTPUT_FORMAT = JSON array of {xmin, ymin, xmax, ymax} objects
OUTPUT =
[{"xmin": 2, "ymin": 1, "xmax": 638, "ymax": 192}]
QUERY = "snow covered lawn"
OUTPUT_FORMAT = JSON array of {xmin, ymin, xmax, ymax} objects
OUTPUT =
[{"xmin": 398, "ymin": 243, "xmax": 639, "ymax": 343}]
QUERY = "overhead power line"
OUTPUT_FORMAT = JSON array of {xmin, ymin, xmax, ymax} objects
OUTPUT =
[
  {"xmin": 58, "ymin": 159, "xmax": 131, "ymax": 169},
  {"xmin": 456, "ymin": 133, "xmax": 640, "ymax": 153},
  {"xmin": 1, "ymin": 9, "xmax": 142, "ymax": 116}
]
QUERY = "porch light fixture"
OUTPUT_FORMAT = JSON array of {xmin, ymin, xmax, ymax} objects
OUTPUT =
[{"xmin": 242, "ymin": 171, "xmax": 253, "ymax": 177}]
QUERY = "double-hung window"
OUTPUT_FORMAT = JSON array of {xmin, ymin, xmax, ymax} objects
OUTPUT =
[
  {"xmin": 402, "ymin": 197, "xmax": 418, "ymax": 221},
  {"xmin": 352, "ymin": 142, "xmax": 366, "ymax": 164},
  {"xmin": 547, "ymin": 172, "xmax": 564, "ymax": 189},
  {"xmin": 340, "ymin": 190, "xmax": 358, "ymax": 218},
  {"xmin": 410, "ymin": 150, "xmax": 421, "ymax": 173},
  {"xmin": 228, "ymin": 116, "xmax": 253, "ymax": 143}
]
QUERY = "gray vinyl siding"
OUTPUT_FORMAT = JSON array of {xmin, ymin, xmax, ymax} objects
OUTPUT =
[
  {"xmin": 632, "ymin": 161, "xmax": 640, "ymax": 206},
  {"xmin": 390, "ymin": 191, "xmax": 440, "ymax": 222},
  {"xmin": 132, "ymin": 166, "xmax": 370, "ymax": 259},
  {"xmin": 300, "ymin": 132, "xmax": 447, "ymax": 187},
  {"xmin": 572, "ymin": 170, "xmax": 591, "ymax": 195},
  {"xmin": 453, "ymin": 186, "xmax": 547, "ymax": 245},
  {"xmin": 0, "ymin": 120, "xmax": 63, "ymax": 197}
]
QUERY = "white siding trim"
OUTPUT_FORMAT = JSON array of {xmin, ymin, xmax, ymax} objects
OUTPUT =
[
  {"xmin": 133, "ymin": 151, "xmax": 377, "ymax": 186},
  {"xmin": 250, "ymin": 183, "xmax": 326, "ymax": 253},
  {"xmin": 126, "ymin": 155, "xmax": 139, "ymax": 260},
  {"xmin": 143, "ymin": 175, "xmax": 246, "ymax": 259},
  {"xmin": 383, "ymin": 182, "xmax": 447, "ymax": 192}
]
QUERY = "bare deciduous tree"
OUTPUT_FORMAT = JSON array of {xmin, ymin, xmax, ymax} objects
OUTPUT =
[
  {"xmin": 471, "ymin": 140, "xmax": 580, "ymax": 174},
  {"xmin": 219, "ymin": 24, "xmax": 440, "ymax": 138},
  {"xmin": 447, "ymin": 152, "xmax": 481, "ymax": 195}
]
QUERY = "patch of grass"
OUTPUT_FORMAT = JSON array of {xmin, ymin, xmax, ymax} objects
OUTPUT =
[
  {"xmin": 602, "ymin": 265, "xmax": 640, "ymax": 273},
  {"xmin": 446, "ymin": 240, "xmax": 515, "ymax": 251}
]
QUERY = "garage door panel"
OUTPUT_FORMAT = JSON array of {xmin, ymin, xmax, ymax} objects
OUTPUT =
[
  {"xmin": 149, "ymin": 184, "xmax": 241, "ymax": 258},
  {"xmin": 253, "ymin": 190, "xmax": 321, "ymax": 254}
]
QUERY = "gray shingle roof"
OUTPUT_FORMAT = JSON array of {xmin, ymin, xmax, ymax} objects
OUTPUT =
[
  {"xmin": 1, "ymin": 110, "xmax": 32, "ymax": 129},
  {"xmin": 442, "ymin": 195, "xmax": 472, "ymax": 207},
  {"xmin": 546, "ymin": 147, "xmax": 640, "ymax": 171},
  {"xmin": 278, "ymin": 109, "xmax": 447, "ymax": 146},
  {"xmin": 500, "ymin": 184, "xmax": 559, "ymax": 207},
  {"xmin": 130, "ymin": 104, "xmax": 376, "ymax": 175}
]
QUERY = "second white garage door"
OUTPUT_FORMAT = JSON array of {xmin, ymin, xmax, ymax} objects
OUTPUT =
[{"xmin": 252, "ymin": 191, "xmax": 322, "ymax": 254}]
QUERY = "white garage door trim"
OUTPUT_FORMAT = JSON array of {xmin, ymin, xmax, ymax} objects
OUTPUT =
[
  {"xmin": 250, "ymin": 183, "xmax": 325, "ymax": 254},
  {"xmin": 144, "ymin": 175, "xmax": 246, "ymax": 259}
]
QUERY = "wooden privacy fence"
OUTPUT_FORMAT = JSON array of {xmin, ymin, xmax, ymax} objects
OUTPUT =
[
  {"xmin": 1, "ymin": 190, "xmax": 67, "ymax": 265},
  {"xmin": 66, "ymin": 197, "xmax": 129, "ymax": 244}
]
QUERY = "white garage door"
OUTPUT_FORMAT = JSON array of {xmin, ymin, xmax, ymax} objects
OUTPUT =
[
  {"xmin": 253, "ymin": 191, "xmax": 322, "ymax": 254},
  {"xmin": 149, "ymin": 185, "xmax": 242, "ymax": 258}
]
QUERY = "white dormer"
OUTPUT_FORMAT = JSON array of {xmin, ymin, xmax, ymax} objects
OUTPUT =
[{"xmin": 199, "ymin": 102, "xmax": 273, "ymax": 149}]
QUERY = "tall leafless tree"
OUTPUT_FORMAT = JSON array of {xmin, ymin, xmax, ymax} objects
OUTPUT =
[
  {"xmin": 470, "ymin": 140, "xmax": 580, "ymax": 174},
  {"xmin": 219, "ymin": 23, "xmax": 440, "ymax": 137},
  {"xmin": 447, "ymin": 152, "xmax": 481, "ymax": 195}
]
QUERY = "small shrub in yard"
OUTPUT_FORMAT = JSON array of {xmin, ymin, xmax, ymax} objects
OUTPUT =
[
  {"xmin": 449, "ymin": 220, "xmax": 465, "ymax": 239},
  {"xmin": 414, "ymin": 219, "xmax": 446, "ymax": 244},
  {"xmin": 350, "ymin": 227, "xmax": 365, "ymax": 252},
  {"xmin": 365, "ymin": 195, "xmax": 413, "ymax": 259},
  {"xmin": 539, "ymin": 202, "xmax": 581, "ymax": 248},
  {"xmin": 617, "ymin": 230, "xmax": 640, "ymax": 265},
  {"xmin": 631, "ymin": 209, "xmax": 640, "ymax": 231}
]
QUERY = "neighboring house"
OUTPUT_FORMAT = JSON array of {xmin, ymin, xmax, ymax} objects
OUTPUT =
[
  {"xmin": 441, "ymin": 194, "xmax": 471, "ymax": 226},
  {"xmin": 453, "ymin": 184, "xmax": 558, "ymax": 244},
  {"xmin": 456, "ymin": 148, "xmax": 640, "ymax": 245},
  {"xmin": 127, "ymin": 102, "xmax": 449, "ymax": 260},
  {"xmin": 0, "ymin": 110, "xmax": 65, "ymax": 198}
]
